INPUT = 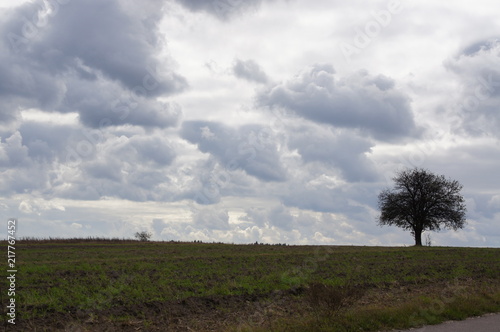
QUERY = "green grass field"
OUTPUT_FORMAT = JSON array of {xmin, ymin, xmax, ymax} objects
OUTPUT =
[{"xmin": 2, "ymin": 239, "xmax": 500, "ymax": 331}]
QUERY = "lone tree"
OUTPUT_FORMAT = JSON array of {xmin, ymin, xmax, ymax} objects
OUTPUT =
[{"xmin": 378, "ymin": 168, "xmax": 466, "ymax": 246}]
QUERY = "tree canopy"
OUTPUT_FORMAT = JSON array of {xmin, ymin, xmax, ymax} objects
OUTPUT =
[{"xmin": 378, "ymin": 168, "xmax": 467, "ymax": 246}]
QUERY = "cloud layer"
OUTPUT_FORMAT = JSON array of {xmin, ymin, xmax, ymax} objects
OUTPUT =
[
  {"xmin": 0, "ymin": 0, "xmax": 498, "ymax": 247},
  {"xmin": 258, "ymin": 64, "xmax": 420, "ymax": 141},
  {"xmin": 1, "ymin": 0, "xmax": 186, "ymax": 129}
]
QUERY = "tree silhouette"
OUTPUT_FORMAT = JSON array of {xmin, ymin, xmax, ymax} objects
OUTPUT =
[
  {"xmin": 134, "ymin": 231, "xmax": 152, "ymax": 242},
  {"xmin": 378, "ymin": 168, "xmax": 466, "ymax": 246}
]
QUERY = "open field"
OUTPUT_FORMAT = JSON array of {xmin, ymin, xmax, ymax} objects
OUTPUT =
[{"xmin": 1, "ymin": 239, "xmax": 499, "ymax": 331}]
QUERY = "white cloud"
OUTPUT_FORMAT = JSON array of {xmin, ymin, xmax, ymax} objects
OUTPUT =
[
  {"xmin": 488, "ymin": 196, "xmax": 500, "ymax": 210},
  {"xmin": 18, "ymin": 201, "xmax": 34, "ymax": 214},
  {"xmin": 192, "ymin": 207, "xmax": 230, "ymax": 230},
  {"xmin": 71, "ymin": 222, "xmax": 83, "ymax": 229}
]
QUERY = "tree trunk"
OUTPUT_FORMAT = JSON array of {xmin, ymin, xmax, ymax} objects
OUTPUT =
[{"xmin": 414, "ymin": 229, "xmax": 423, "ymax": 246}]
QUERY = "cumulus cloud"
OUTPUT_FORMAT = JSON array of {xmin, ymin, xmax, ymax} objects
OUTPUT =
[
  {"xmin": 70, "ymin": 133, "xmax": 178, "ymax": 201},
  {"xmin": 0, "ymin": 1, "xmax": 498, "ymax": 248},
  {"xmin": 0, "ymin": 131, "xmax": 31, "ymax": 168},
  {"xmin": 19, "ymin": 121, "xmax": 74, "ymax": 162},
  {"xmin": 281, "ymin": 181, "xmax": 375, "ymax": 215},
  {"xmin": 488, "ymin": 195, "xmax": 500, "ymax": 210},
  {"xmin": 61, "ymin": 75, "xmax": 183, "ymax": 129},
  {"xmin": 445, "ymin": 38, "xmax": 500, "ymax": 137},
  {"xmin": 192, "ymin": 207, "xmax": 230, "ymax": 230},
  {"xmin": 0, "ymin": 0, "xmax": 187, "ymax": 128},
  {"xmin": 238, "ymin": 205, "xmax": 303, "ymax": 236},
  {"xmin": 0, "ymin": 119, "xmax": 181, "ymax": 201},
  {"xmin": 233, "ymin": 59, "xmax": 268, "ymax": 83},
  {"xmin": 17, "ymin": 198, "xmax": 65, "ymax": 215},
  {"xmin": 287, "ymin": 123, "xmax": 378, "ymax": 182},
  {"xmin": 0, "ymin": 130, "xmax": 56, "ymax": 196},
  {"xmin": 239, "ymin": 204, "xmax": 295, "ymax": 229},
  {"xmin": 257, "ymin": 64, "xmax": 420, "ymax": 141},
  {"xmin": 237, "ymin": 203, "xmax": 385, "ymax": 245},
  {"xmin": 180, "ymin": 120, "xmax": 287, "ymax": 182}
]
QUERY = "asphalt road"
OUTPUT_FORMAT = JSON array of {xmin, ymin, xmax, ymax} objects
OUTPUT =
[{"xmin": 392, "ymin": 313, "xmax": 500, "ymax": 332}]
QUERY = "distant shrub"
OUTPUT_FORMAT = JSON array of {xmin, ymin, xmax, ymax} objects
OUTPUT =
[{"xmin": 134, "ymin": 231, "xmax": 152, "ymax": 242}]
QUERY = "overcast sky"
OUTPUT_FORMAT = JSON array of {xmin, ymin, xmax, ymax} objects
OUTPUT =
[{"xmin": 0, "ymin": 0, "xmax": 499, "ymax": 246}]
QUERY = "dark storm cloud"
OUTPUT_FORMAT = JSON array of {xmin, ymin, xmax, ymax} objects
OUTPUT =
[
  {"xmin": 0, "ymin": 35, "xmax": 63, "ymax": 123},
  {"xmin": 233, "ymin": 59, "xmax": 268, "ymax": 84},
  {"xmin": 180, "ymin": 120, "xmax": 287, "ymax": 182},
  {"xmin": 0, "ymin": 0, "xmax": 187, "ymax": 128},
  {"xmin": 174, "ymin": 0, "xmax": 266, "ymax": 20},
  {"xmin": 288, "ymin": 124, "xmax": 378, "ymax": 182},
  {"xmin": 257, "ymin": 64, "xmax": 420, "ymax": 141},
  {"xmin": 61, "ymin": 74, "xmax": 182, "ymax": 128},
  {"xmin": 4, "ymin": 0, "xmax": 186, "ymax": 95}
]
